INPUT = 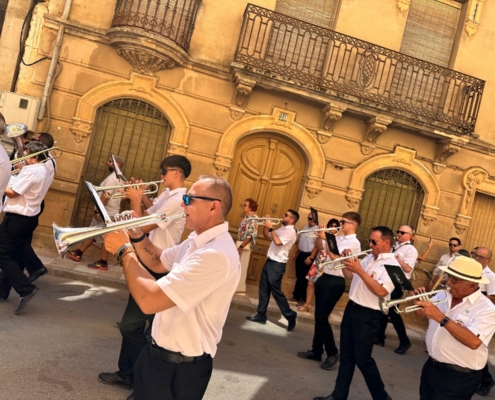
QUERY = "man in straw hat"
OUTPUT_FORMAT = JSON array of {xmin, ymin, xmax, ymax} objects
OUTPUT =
[{"xmin": 414, "ymin": 255, "xmax": 495, "ymax": 400}]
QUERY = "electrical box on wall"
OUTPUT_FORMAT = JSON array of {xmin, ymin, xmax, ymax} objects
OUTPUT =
[{"xmin": 0, "ymin": 91, "xmax": 41, "ymax": 131}]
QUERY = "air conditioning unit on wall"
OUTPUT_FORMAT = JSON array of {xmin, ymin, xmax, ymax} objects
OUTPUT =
[{"xmin": 0, "ymin": 91, "xmax": 41, "ymax": 131}]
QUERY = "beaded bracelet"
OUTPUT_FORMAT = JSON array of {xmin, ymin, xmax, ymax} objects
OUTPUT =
[
  {"xmin": 117, "ymin": 243, "xmax": 133, "ymax": 260},
  {"xmin": 130, "ymin": 232, "xmax": 147, "ymax": 243},
  {"xmin": 121, "ymin": 249, "xmax": 136, "ymax": 260}
]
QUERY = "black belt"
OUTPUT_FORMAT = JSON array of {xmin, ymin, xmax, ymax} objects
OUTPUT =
[
  {"xmin": 267, "ymin": 258, "xmax": 284, "ymax": 264},
  {"xmin": 430, "ymin": 357, "xmax": 475, "ymax": 373},
  {"xmin": 150, "ymin": 340, "xmax": 210, "ymax": 364}
]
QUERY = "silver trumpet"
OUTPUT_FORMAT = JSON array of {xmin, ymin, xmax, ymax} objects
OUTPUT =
[
  {"xmin": 53, "ymin": 212, "xmax": 186, "ymax": 257},
  {"xmin": 379, "ymin": 287, "xmax": 451, "ymax": 315},
  {"xmin": 315, "ymin": 249, "xmax": 372, "ymax": 273},
  {"xmin": 91, "ymin": 181, "xmax": 163, "ymax": 199},
  {"xmin": 297, "ymin": 227, "xmax": 341, "ymax": 237},
  {"xmin": 246, "ymin": 217, "xmax": 282, "ymax": 225}
]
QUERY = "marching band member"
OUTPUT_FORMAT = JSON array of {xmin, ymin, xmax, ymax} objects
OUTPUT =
[
  {"xmin": 314, "ymin": 226, "xmax": 397, "ymax": 400},
  {"xmin": 430, "ymin": 237, "xmax": 461, "ymax": 289},
  {"xmin": 297, "ymin": 212, "xmax": 361, "ymax": 370},
  {"xmin": 103, "ymin": 175, "xmax": 240, "ymax": 400},
  {"xmin": 97, "ymin": 155, "xmax": 191, "ymax": 396},
  {"xmin": 376, "ymin": 224, "xmax": 417, "ymax": 354},
  {"xmin": 415, "ymin": 256, "xmax": 495, "ymax": 400},
  {"xmin": 0, "ymin": 113, "xmax": 10, "ymax": 208}
]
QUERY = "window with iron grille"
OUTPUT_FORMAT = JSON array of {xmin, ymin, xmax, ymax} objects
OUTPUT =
[
  {"xmin": 71, "ymin": 99, "xmax": 171, "ymax": 228},
  {"xmin": 356, "ymin": 169, "xmax": 425, "ymax": 249}
]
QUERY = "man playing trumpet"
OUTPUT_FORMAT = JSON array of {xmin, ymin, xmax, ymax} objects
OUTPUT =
[{"xmin": 414, "ymin": 256, "xmax": 495, "ymax": 400}]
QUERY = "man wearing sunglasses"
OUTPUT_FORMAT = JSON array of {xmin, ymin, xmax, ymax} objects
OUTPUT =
[
  {"xmin": 246, "ymin": 209, "xmax": 299, "ymax": 331},
  {"xmin": 97, "ymin": 155, "xmax": 191, "ymax": 394},
  {"xmin": 430, "ymin": 237, "xmax": 461, "ymax": 289},
  {"xmin": 471, "ymin": 247, "xmax": 495, "ymax": 397},
  {"xmin": 413, "ymin": 256, "xmax": 495, "ymax": 400},
  {"xmin": 376, "ymin": 225, "xmax": 417, "ymax": 354},
  {"xmin": 315, "ymin": 226, "xmax": 397, "ymax": 400},
  {"xmin": 103, "ymin": 175, "xmax": 239, "ymax": 400}
]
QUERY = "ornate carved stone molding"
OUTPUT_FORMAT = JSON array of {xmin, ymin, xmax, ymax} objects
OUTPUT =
[
  {"xmin": 70, "ymin": 117, "xmax": 93, "ymax": 144},
  {"xmin": 420, "ymin": 205, "xmax": 439, "ymax": 227},
  {"xmin": 305, "ymin": 178, "xmax": 323, "ymax": 199},
  {"xmin": 463, "ymin": 167, "xmax": 488, "ymax": 210},
  {"xmin": 454, "ymin": 214, "xmax": 472, "ymax": 235},
  {"xmin": 360, "ymin": 116, "xmax": 392, "ymax": 155},
  {"xmin": 213, "ymin": 153, "xmax": 232, "ymax": 177},
  {"xmin": 168, "ymin": 142, "xmax": 188, "ymax": 156},
  {"xmin": 116, "ymin": 47, "xmax": 175, "ymax": 75},
  {"xmin": 465, "ymin": 0, "xmax": 484, "ymax": 37},
  {"xmin": 230, "ymin": 74, "xmax": 256, "ymax": 120},
  {"xmin": 433, "ymin": 139, "xmax": 462, "ymax": 174},
  {"xmin": 317, "ymin": 103, "xmax": 347, "ymax": 144},
  {"xmin": 346, "ymin": 187, "xmax": 364, "ymax": 210},
  {"xmin": 397, "ymin": 0, "xmax": 411, "ymax": 13}
]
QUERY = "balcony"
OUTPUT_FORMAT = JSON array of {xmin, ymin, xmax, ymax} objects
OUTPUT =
[
  {"xmin": 233, "ymin": 4, "xmax": 484, "ymax": 135},
  {"xmin": 108, "ymin": 0, "xmax": 200, "ymax": 74}
]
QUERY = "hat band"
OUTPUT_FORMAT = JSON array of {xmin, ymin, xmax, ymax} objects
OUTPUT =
[{"xmin": 446, "ymin": 266, "xmax": 482, "ymax": 281}]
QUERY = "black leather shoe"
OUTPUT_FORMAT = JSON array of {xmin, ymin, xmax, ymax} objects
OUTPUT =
[
  {"xmin": 287, "ymin": 314, "xmax": 297, "ymax": 331},
  {"xmin": 98, "ymin": 371, "xmax": 133, "ymax": 390},
  {"xmin": 15, "ymin": 287, "xmax": 40, "ymax": 315},
  {"xmin": 476, "ymin": 380, "xmax": 495, "ymax": 396},
  {"xmin": 126, "ymin": 392, "xmax": 134, "ymax": 400},
  {"xmin": 314, "ymin": 395, "xmax": 335, "ymax": 400},
  {"xmin": 246, "ymin": 314, "xmax": 266, "ymax": 324},
  {"xmin": 374, "ymin": 340, "xmax": 385, "ymax": 347},
  {"xmin": 297, "ymin": 350, "xmax": 322, "ymax": 362},
  {"xmin": 29, "ymin": 266, "xmax": 48, "ymax": 283},
  {"xmin": 321, "ymin": 353, "xmax": 339, "ymax": 370},
  {"xmin": 394, "ymin": 343, "xmax": 411, "ymax": 355}
]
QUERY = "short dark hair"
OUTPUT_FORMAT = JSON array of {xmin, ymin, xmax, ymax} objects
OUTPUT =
[
  {"xmin": 450, "ymin": 237, "xmax": 461, "ymax": 246},
  {"xmin": 371, "ymin": 226, "xmax": 394, "ymax": 244},
  {"xmin": 288, "ymin": 209, "xmax": 299, "ymax": 223},
  {"xmin": 342, "ymin": 211, "xmax": 361, "ymax": 226},
  {"xmin": 161, "ymin": 155, "xmax": 191, "ymax": 179},
  {"xmin": 25, "ymin": 141, "xmax": 47, "ymax": 162},
  {"xmin": 199, "ymin": 175, "xmax": 232, "ymax": 217},
  {"xmin": 327, "ymin": 218, "xmax": 340, "ymax": 228},
  {"xmin": 245, "ymin": 198, "xmax": 258, "ymax": 212},
  {"xmin": 37, "ymin": 132, "xmax": 54, "ymax": 148},
  {"xmin": 458, "ymin": 249, "xmax": 470, "ymax": 257}
]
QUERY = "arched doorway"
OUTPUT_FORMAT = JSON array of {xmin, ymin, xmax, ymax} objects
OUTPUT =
[
  {"xmin": 357, "ymin": 168, "xmax": 425, "ymax": 249},
  {"xmin": 227, "ymin": 133, "xmax": 307, "ymax": 284},
  {"xmin": 71, "ymin": 98, "xmax": 171, "ymax": 227}
]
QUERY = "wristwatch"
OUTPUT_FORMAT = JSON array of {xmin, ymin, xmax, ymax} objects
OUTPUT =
[
  {"xmin": 239, "ymin": 245, "xmax": 244, "ymax": 249},
  {"xmin": 440, "ymin": 316, "xmax": 450, "ymax": 327},
  {"xmin": 269, "ymin": 228, "xmax": 273, "ymax": 233}
]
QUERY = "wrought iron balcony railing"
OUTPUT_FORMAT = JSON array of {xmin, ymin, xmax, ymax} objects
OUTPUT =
[
  {"xmin": 112, "ymin": 0, "xmax": 201, "ymax": 51},
  {"xmin": 234, "ymin": 4, "xmax": 484, "ymax": 135}
]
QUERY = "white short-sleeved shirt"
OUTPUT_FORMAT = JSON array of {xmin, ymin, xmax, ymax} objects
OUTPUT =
[
  {"xmin": 433, "ymin": 253, "xmax": 455, "ymax": 276},
  {"xmin": 146, "ymin": 187, "xmax": 187, "ymax": 249},
  {"xmin": 267, "ymin": 225, "xmax": 297, "ymax": 263},
  {"xmin": 39, "ymin": 155, "xmax": 56, "ymax": 199},
  {"xmin": 426, "ymin": 289, "xmax": 495, "ymax": 370},
  {"xmin": 298, "ymin": 225, "xmax": 317, "ymax": 253},
  {"xmin": 154, "ymin": 222, "xmax": 240, "ymax": 357},
  {"xmin": 480, "ymin": 266, "xmax": 495, "ymax": 295},
  {"xmin": 3, "ymin": 163, "xmax": 46, "ymax": 216},
  {"xmin": 98, "ymin": 172, "xmax": 122, "ymax": 217},
  {"xmin": 348, "ymin": 252, "xmax": 397, "ymax": 310},
  {"xmin": 323, "ymin": 234, "xmax": 361, "ymax": 278},
  {"xmin": 392, "ymin": 241, "xmax": 418, "ymax": 279},
  {"xmin": 0, "ymin": 145, "xmax": 10, "ymax": 213}
]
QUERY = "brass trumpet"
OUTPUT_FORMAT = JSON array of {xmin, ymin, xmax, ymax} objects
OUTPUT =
[
  {"xmin": 297, "ymin": 227, "xmax": 341, "ymax": 237},
  {"xmin": 91, "ymin": 181, "xmax": 163, "ymax": 199},
  {"xmin": 53, "ymin": 212, "xmax": 186, "ymax": 257},
  {"xmin": 315, "ymin": 249, "xmax": 372, "ymax": 272},
  {"xmin": 11, "ymin": 146, "xmax": 63, "ymax": 174},
  {"xmin": 379, "ymin": 287, "xmax": 450, "ymax": 315},
  {"xmin": 246, "ymin": 217, "xmax": 282, "ymax": 225}
]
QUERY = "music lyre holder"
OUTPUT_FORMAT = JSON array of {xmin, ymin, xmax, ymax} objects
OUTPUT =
[
  {"xmin": 84, "ymin": 180, "xmax": 112, "ymax": 225},
  {"xmin": 325, "ymin": 232, "xmax": 340, "ymax": 257},
  {"xmin": 111, "ymin": 154, "xmax": 127, "ymax": 182},
  {"xmin": 383, "ymin": 264, "xmax": 414, "ymax": 293}
]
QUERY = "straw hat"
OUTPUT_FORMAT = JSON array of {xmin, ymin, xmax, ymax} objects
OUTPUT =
[{"xmin": 438, "ymin": 255, "xmax": 489, "ymax": 284}]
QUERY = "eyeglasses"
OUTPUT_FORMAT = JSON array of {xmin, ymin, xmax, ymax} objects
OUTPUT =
[
  {"xmin": 283, "ymin": 213, "xmax": 293, "ymax": 219},
  {"xmin": 160, "ymin": 168, "xmax": 182, "ymax": 175},
  {"xmin": 242, "ymin": 203, "xmax": 250, "ymax": 208},
  {"xmin": 368, "ymin": 239, "xmax": 377, "ymax": 246},
  {"xmin": 449, "ymin": 243, "xmax": 459, "ymax": 247},
  {"xmin": 446, "ymin": 273, "xmax": 466, "ymax": 284},
  {"xmin": 340, "ymin": 220, "xmax": 353, "ymax": 225},
  {"xmin": 182, "ymin": 194, "xmax": 222, "ymax": 206},
  {"xmin": 472, "ymin": 253, "xmax": 488, "ymax": 261},
  {"xmin": 396, "ymin": 230, "xmax": 412, "ymax": 235},
  {"xmin": 308, "ymin": 217, "xmax": 313, "ymax": 221}
]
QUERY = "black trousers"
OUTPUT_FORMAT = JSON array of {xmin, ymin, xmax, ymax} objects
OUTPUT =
[
  {"xmin": 480, "ymin": 362, "xmax": 493, "ymax": 386},
  {"xmin": 377, "ymin": 286, "xmax": 410, "ymax": 345},
  {"xmin": 420, "ymin": 357, "xmax": 481, "ymax": 400},
  {"xmin": 0, "ymin": 213, "xmax": 38, "ymax": 298},
  {"xmin": 293, "ymin": 251, "xmax": 312, "ymax": 301},
  {"xmin": 118, "ymin": 293, "xmax": 156, "ymax": 378},
  {"xmin": 312, "ymin": 274, "xmax": 345, "ymax": 357},
  {"xmin": 23, "ymin": 200, "xmax": 45, "ymax": 276},
  {"xmin": 134, "ymin": 344, "xmax": 212, "ymax": 400},
  {"xmin": 256, "ymin": 259, "xmax": 295, "ymax": 321},
  {"xmin": 331, "ymin": 301, "xmax": 389, "ymax": 400}
]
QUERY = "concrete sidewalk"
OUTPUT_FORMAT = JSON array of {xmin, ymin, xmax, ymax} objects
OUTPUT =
[{"xmin": 34, "ymin": 244, "xmax": 429, "ymax": 346}]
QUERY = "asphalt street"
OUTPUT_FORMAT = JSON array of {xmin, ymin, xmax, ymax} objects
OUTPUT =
[{"xmin": 0, "ymin": 275, "xmax": 493, "ymax": 400}]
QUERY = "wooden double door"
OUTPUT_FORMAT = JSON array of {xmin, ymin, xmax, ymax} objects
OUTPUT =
[{"xmin": 227, "ymin": 134, "xmax": 306, "ymax": 284}]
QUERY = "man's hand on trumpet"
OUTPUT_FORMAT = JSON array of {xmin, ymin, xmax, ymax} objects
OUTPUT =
[
  {"xmin": 412, "ymin": 287, "xmax": 444, "ymax": 321},
  {"xmin": 262, "ymin": 214, "xmax": 273, "ymax": 230}
]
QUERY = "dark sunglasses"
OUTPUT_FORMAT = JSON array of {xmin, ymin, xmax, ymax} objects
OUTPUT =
[
  {"xmin": 368, "ymin": 239, "xmax": 377, "ymax": 246},
  {"xmin": 446, "ymin": 273, "xmax": 465, "ymax": 284},
  {"xmin": 182, "ymin": 194, "xmax": 222, "ymax": 206},
  {"xmin": 160, "ymin": 167, "xmax": 181, "ymax": 175},
  {"xmin": 329, "ymin": 224, "xmax": 338, "ymax": 228},
  {"xmin": 340, "ymin": 220, "xmax": 353, "ymax": 225},
  {"xmin": 308, "ymin": 217, "xmax": 313, "ymax": 221},
  {"xmin": 472, "ymin": 253, "xmax": 488, "ymax": 260},
  {"xmin": 449, "ymin": 243, "xmax": 459, "ymax": 247},
  {"xmin": 396, "ymin": 230, "xmax": 411, "ymax": 235}
]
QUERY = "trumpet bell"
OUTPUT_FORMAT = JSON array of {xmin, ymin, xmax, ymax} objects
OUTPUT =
[{"xmin": 378, "ymin": 297, "xmax": 390, "ymax": 315}]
